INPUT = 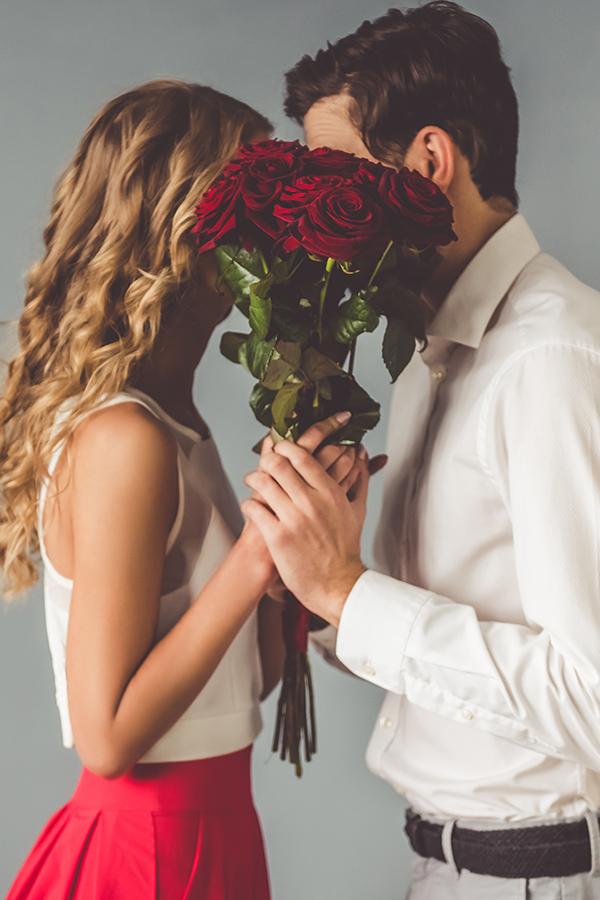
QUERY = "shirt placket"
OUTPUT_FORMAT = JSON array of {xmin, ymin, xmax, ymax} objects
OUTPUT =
[{"xmin": 399, "ymin": 339, "xmax": 454, "ymax": 583}]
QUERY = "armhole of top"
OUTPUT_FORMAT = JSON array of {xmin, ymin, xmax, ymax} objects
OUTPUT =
[{"xmin": 38, "ymin": 393, "xmax": 185, "ymax": 584}]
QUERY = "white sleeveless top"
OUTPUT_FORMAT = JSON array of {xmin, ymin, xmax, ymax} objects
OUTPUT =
[{"xmin": 39, "ymin": 387, "xmax": 263, "ymax": 763}]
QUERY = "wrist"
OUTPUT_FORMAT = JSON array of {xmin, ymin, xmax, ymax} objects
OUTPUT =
[
  {"xmin": 313, "ymin": 560, "xmax": 367, "ymax": 628},
  {"xmin": 236, "ymin": 526, "xmax": 275, "ymax": 591}
]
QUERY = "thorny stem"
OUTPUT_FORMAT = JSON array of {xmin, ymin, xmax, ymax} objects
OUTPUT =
[
  {"xmin": 367, "ymin": 240, "xmax": 394, "ymax": 288},
  {"xmin": 286, "ymin": 250, "xmax": 304, "ymax": 280},
  {"xmin": 348, "ymin": 340, "xmax": 357, "ymax": 377},
  {"xmin": 318, "ymin": 257, "xmax": 336, "ymax": 340},
  {"xmin": 257, "ymin": 249, "xmax": 270, "ymax": 275}
]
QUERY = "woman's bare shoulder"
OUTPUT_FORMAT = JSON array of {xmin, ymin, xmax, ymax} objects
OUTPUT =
[{"xmin": 69, "ymin": 400, "xmax": 178, "ymax": 495}]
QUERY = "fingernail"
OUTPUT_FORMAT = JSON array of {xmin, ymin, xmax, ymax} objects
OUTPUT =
[
  {"xmin": 335, "ymin": 411, "xmax": 351, "ymax": 424},
  {"xmin": 358, "ymin": 446, "xmax": 368, "ymax": 460}
]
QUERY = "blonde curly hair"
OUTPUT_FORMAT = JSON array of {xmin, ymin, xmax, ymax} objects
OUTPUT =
[{"xmin": 0, "ymin": 79, "xmax": 272, "ymax": 596}]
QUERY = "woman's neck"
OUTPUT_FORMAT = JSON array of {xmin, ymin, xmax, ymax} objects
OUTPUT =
[{"xmin": 132, "ymin": 312, "xmax": 212, "ymax": 439}]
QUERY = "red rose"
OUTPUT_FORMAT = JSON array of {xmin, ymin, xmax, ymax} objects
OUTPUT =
[
  {"xmin": 236, "ymin": 139, "xmax": 304, "ymax": 163},
  {"xmin": 240, "ymin": 151, "xmax": 305, "ymax": 237},
  {"xmin": 378, "ymin": 168, "xmax": 456, "ymax": 248},
  {"xmin": 192, "ymin": 170, "xmax": 244, "ymax": 253},
  {"xmin": 273, "ymin": 174, "xmax": 351, "ymax": 224},
  {"xmin": 303, "ymin": 146, "xmax": 362, "ymax": 176},
  {"xmin": 282, "ymin": 184, "xmax": 391, "ymax": 260},
  {"xmin": 352, "ymin": 159, "xmax": 388, "ymax": 193}
]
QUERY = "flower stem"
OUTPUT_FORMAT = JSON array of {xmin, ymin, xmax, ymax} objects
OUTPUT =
[
  {"xmin": 348, "ymin": 340, "xmax": 357, "ymax": 377},
  {"xmin": 318, "ymin": 257, "xmax": 336, "ymax": 340},
  {"xmin": 368, "ymin": 240, "xmax": 394, "ymax": 288},
  {"xmin": 286, "ymin": 249, "xmax": 304, "ymax": 280},
  {"xmin": 258, "ymin": 249, "xmax": 270, "ymax": 275}
]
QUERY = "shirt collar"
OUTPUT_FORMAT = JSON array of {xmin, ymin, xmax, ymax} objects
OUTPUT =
[{"xmin": 426, "ymin": 214, "xmax": 541, "ymax": 349}]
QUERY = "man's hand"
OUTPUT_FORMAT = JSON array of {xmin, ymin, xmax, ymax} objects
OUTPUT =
[
  {"xmin": 242, "ymin": 412, "xmax": 359, "ymax": 589},
  {"xmin": 242, "ymin": 418, "xmax": 371, "ymax": 626}
]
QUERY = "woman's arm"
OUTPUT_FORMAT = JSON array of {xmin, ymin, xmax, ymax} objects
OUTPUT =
[
  {"xmin": 65, "ymin": 403, "xmax": 273, "ymax": 779},
  {"xmin": 252, "ymin": 417, "xmax": 382, "ymax": 698}
]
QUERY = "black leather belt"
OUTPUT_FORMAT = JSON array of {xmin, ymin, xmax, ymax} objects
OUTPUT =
[{"xmin": 405, "ymin": 809, "xmax": 597, "ymax": 879}]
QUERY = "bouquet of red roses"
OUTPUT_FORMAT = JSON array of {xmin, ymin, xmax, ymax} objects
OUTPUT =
[{"xmin": 193, "ymin": 139, "xmax": 455, "ymax": 776}]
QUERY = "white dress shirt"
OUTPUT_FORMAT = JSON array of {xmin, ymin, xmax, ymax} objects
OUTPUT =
[{"xmin": 330, "ymin": 214, "xmax": 600, "ymax": 822}]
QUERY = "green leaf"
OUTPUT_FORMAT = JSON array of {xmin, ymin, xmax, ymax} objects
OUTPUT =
[
  {"xmin": 262, "ymin": 357, "xmax": 296, "ymax": 390},
  {"xmin": 372, "ymin": 278, "xmax": 426, "ymax": 343},
  {"xmin": 276, "ymin": 340, "xmax": 302, "ymax": 369},
  {"xmin": 318, "ymin": 377, "xmax": 333, "ymax": 401},
  {"xmin": 272, "ymin": 382, "xmax": 303, "ymax": 436},
  {"xmin": 249, "ymin": 384, "xmax": 278, "ymax": 428},
  {"xmin": 215, "ymin": 244, "xmax": 264, "ymax": 303},
  {"xmin": 249, "ymin": 283, "xmax": 272, "ymax": 340},
  {"xmin": 252, "ymin": 274, "xmax": 274, "ymax": 299},
  {"xmin": 326, "ymin": 377, "xmax": 381, "ymax": 444},
  {"xmin": 330, "ymin": 292, "xmax": 380, "ymax": 344},
  {"xmin": 219, "ymin": 331, "xmax": 248, "ymax": 364},
  {"xmin": 382, "ymin": 315, "xmax": 416, "ymax": 383},
  {"xmin": 271, "ymin": 305, "xmax": 313, "ymax": 343},
  {"xmin": 301, "ymin": 347, "xmax": 345, "ymax": 382},
  {"xmin": 270, "ymin": 255, "xmax": 300, "ymax": 284},
  {"xmin": 239, "ymin": 332, "xmax": 277, "ymax": 381}
]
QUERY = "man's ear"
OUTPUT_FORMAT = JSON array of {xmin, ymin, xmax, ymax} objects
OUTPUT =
[{"xmin": 404, "ymin": 126, "xmax": 454, "ymax": 192}]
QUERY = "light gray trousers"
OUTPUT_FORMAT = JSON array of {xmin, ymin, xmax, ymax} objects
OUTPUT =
[
  {"xmin": 406, "ymin": 812, "xmax": 600, "ymax": 900},
  {"xmin": 406, "ymin": 856, "xmax": 600, "ymax": 900}
]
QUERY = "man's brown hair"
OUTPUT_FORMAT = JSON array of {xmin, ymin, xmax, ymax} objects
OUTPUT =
[{"xmin": 285, "ymin": 1, "xmax": 519, "ymax": 206}]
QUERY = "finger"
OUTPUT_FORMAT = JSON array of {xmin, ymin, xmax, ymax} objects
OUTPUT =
[
  {"xmin": 326, "ymin": 446, "xmax": 357, "ymax": 485},
  {"xmin": 247, "ymin": 458, "xmax": 321, "ymax": 518},
  {"xmin": 261, "ymin": 433, "xmax": 274, "ymax": 457},
  {"xmin": 368, "ymin": 454, "xmax": 388, "ymax": 476},
  {"xmin": 241, "ymin": 497, "xmax": 280, "ymax": 542},
  {"xmin": 314, "ymin": 442, "xmax": 348, "ymax": 471},
  {"xmin": 340, "ymin": 465, "xmax": 360, "ymax": 497},
  {"xmin": 348, "ymin": 461, "xmax": 370, "ymax": 510},
  {"xmin": 257, "ymin": 433, "xmax": 275, "ymax": 472},
  {"xmin": 296, "ymin": 410, "xmax": 351, "ymax": 454},
  {"xmin": 244, "ymin": 470, "xmax": 294, "ymax": 518},
  {"xmin": 273, "ymin": 440, "xmax": 342, "ymax": 494},
  {"xmin": 340, "ymin": 449, "xmax": 368, "ymax": 496}
]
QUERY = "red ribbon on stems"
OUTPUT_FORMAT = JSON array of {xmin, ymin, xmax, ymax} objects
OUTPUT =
[{"xmin": 272, "ymin": 593, "xmax": 316, "ymax": 777}]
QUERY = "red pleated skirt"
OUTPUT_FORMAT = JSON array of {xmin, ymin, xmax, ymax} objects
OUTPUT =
[{"xmin": 6, "ymin": 745, "xmax": 271, "ymax": 900}]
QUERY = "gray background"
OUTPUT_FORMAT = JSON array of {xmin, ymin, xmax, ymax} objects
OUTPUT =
[{"xmin": 1, "ymin": 1, "xmax": 599, "ymax": 897}]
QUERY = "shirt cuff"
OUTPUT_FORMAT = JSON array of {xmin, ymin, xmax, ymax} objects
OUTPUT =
[{"xmin": 335, "ymin": 569, "xmax": 432, "ymax": 693}]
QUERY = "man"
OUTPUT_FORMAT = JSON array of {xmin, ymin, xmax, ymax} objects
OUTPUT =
[{"xmin": 243, "ymin": 3, "xmax": 600, "ymax": 897}]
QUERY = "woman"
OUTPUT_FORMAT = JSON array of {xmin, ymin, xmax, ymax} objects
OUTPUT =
[{"xmin": 0, "ymin": 79, "xmax": 364, "ymax": 898}]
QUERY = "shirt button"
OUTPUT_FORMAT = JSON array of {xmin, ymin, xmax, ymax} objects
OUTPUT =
[
  {"xmin": 363, "ymin": 661, "xmax": 376, "ymax": 676},
  {"xmin": 379, "ymin": 716, "xmax": 394, "ymax": 728},
  {"xmin": 461, "ymin": 709, "xmax": 474, "ymax": 721}
]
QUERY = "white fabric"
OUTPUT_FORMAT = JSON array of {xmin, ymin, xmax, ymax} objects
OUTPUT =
[
  {"xmin": 586, "ymin": 811, "xmax": 600, "ymax": 877},
  {"xmin": 40, "ymin": 388, "xmax": 263, "ymax": 763},
  {"xmin": 328, "ymin": 214, "xmax": 600, "ymax": 821},
  {"xmin": 407, "ymin": 855, "xmax": 600, "ymax": 900},
  {"xmin": 442, "ymin": 819, "xmax": 458, "ymax": 874}
]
